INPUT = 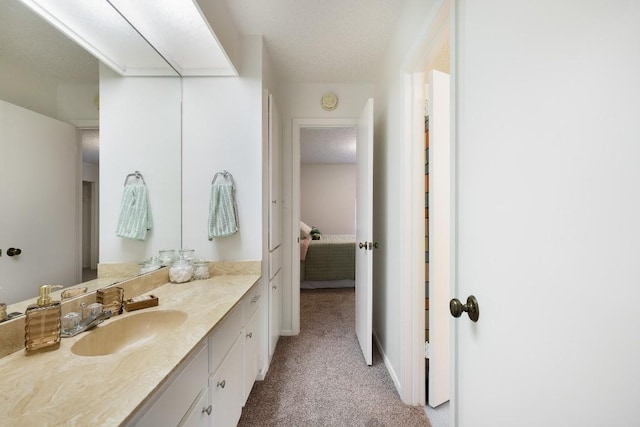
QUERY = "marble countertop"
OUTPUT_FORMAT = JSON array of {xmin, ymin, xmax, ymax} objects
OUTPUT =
[{"xmin": 0, "ymin": 274, "xmax": 260, "ymax": 426}]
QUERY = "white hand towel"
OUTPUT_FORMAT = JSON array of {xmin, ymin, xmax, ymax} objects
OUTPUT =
[
  {"xmin": 208, "ymin": 183, "xmax": 239, "ymax": 239},
  {"xmin": 116, "ymin": 182, "xmax": 153, "ymax": 241}
]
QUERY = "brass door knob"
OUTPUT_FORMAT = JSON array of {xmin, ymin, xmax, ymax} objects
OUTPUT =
[{"xmin": 450, "ymin": 295, "xmax": 480, "ymax": 322}]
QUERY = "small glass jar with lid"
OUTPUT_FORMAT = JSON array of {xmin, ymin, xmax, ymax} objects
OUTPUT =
[
  {"xmin": 159, "ymin": 249, "xmax": 177, "ymax": 267},
  {"xmin": 192, "ymin": 259, "xmax": 210, "ymax": 280},
  {"xmin": 179, "ymin": 248, "xmax": 196, "ymax": 262},
  {"xmin": 169, "ymin": 257, "xmax": 194, "ymax": 283}
]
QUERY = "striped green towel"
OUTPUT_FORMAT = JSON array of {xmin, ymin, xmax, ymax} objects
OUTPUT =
[
  {"xmin": 208, "ymin": 183, "xmax": 239, "ymax": 239},
  {"xmin": 116, "ymin": 183, "xmax": 153, "ymax": 241}
]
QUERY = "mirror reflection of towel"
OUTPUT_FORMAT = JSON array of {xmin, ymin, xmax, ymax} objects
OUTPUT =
[
  {"xmin": 116, "ymin": 183, "xmax": 153, "ymax": 241},
  {"xmin": 208, "ymin": 183, "xmax": 239, "ymax": 239}
]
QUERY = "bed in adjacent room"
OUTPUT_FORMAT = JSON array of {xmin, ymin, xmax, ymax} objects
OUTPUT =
[{"xmin": 299, "ymin": 222, "xmax": 355, "ymax": 289}]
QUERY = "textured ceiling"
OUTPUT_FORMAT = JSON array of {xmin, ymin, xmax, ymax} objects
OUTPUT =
[
  {"xmin": 224, "ymin": 0, "xmax": 408, "ymax": 83},
  {"xmin": 301, "ymin": 127, "xmax": 356, "ymax": 164},
  {"xmin": 0, "ymin": 0, "xmax": 98, "ymax": 84}
]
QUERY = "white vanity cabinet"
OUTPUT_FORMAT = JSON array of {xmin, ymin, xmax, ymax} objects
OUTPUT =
[
  {"xmin": 210, "ymin": 334, "xmax": 244, "ymax": 426},
  {"xmin": 208, "ymin": 280, "xmax": 264, "ymax": 426},
  {"xmin": 130, "ymin": 280, "xmax": 264, "ymax": 427},
  {"xmin": 132, "ymin": 342, "xmax": 209, "ymax": 427}
]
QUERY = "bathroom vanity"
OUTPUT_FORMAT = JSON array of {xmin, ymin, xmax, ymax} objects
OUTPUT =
[{"xmin": 0, "ymin": 266, "xmax": 263, "ymax": 426}]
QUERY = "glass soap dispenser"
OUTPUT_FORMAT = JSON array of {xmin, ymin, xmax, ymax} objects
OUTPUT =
[{"xmin": 24, "ymin": 284, "xmax": 63, "ymax": 355}]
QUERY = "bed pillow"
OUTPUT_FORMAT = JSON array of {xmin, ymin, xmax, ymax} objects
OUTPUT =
[
  {"xmin": 300, "ymin": 221, "xmax": 312, "ymax": 239},
  {"xmin": 300, "ymin": 235, "xmax": 312, "ymax": 261}
]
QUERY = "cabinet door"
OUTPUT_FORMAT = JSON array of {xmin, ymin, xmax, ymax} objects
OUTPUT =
[
  {"xmin": 268, "ymin": 94, "xmax": 282, "ymax": 251},
  {"xmin": 243, "ymin": 305, "xmax": 262, "ymax": 405},
  {"xmin": 135, "ymin": 343, "xmax": 208, "ymax": 427},
  {"xmin": 211, "ymin": 335, "xmax": 243, "ymax": 427},
  {"xmin": 179, "ymin": 388, "xmax": 210, "ymax": 427},
  {"xmin": 269, "ymin": 269, "xmax": 282, "ymax": 357}
]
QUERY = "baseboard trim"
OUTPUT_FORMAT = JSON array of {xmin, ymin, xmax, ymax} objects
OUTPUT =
[
  {"xmin": 280, "ymin": 329, "xmax": 294, "ymax": 336},
  {"xmin": 373, "ymin": 329, "xmax": 402, "ymax": 395}
]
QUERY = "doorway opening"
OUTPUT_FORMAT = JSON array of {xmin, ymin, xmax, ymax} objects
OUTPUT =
[
  {"xmin": 298, "ymin": 126, "xmax": 357, "ymax": 292},
  {"xmin": 291, "ymin": 118, "xmax": 358, "ymax": 335},
  {"xmin": 80, "ymin": 128, "xmax": 99, "ymax": 282}
]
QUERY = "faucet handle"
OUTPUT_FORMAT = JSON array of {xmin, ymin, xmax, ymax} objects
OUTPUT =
[{"xmin": 87, "ymin": 302, "xmax": 103, "ymax": 318}]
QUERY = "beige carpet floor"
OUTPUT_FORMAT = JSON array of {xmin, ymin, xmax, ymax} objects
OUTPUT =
[{"xmin": 238, "ymin": 288, "xmax": 431, "ymax": 427}]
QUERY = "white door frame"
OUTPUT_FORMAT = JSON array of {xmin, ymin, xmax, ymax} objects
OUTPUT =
[
  {"xmin": 401, "ymin": 0, "xmax": 452, "ymax": 407},
  {"xmin": 290, "ymin": 118, "xmax": 359, "ymax": 335}
]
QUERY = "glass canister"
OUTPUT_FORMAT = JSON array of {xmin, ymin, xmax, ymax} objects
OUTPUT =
[
  {"xmin": 159, "ymin": 249, "xmax": 177, "ymax": 266},
  {"xmin": 139, "ymin": 256, "xmax": 162, "ymax": 274},
  {"xmin": 179, "ymin": 248, "xmax": 196, "ymax": 262},
  {"xmin": 169, "ymin": 257, "xmax": 194, "ymax": 283},
  {"xmin": 192, "ymin": 260, "xmax": 210, "ymax": 280}
]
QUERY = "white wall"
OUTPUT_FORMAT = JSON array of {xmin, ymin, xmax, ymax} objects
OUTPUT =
[
  {"xmin": 279, "ymin": 82, "xmax": 374, "ymax": 333},
  {"xmin": 373, "ymin": 0, "xmax": 441, "ymax": 401},
  {"xmin": 99, "ymin": 65, "xmax": 182, "ymax": 263},
  {"xmin": 181, "ymin": 36, "xmax": 264, "ymax": 261},
  {"xmin": 300, "ymin": 164, "xmax": 356, "ymax": 234}
]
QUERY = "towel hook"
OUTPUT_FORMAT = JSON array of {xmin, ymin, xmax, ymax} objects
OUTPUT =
[
  {"xmin": 211, "ymin": 170, "xmax": 235, "ymax": 187},
  {"xmin": 124, "ymin": 171, "xmax": 146, "ymax": 186}
]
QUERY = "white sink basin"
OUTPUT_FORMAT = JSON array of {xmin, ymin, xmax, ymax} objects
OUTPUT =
[{"xmin": 71, "ymin": 310, "xmax": 187, "ymax": 357}]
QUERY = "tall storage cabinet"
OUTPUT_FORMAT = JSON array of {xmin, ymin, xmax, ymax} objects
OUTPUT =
[{"xmin": 267, "ymin": 93, "xmax": 282, "ymax": 359}]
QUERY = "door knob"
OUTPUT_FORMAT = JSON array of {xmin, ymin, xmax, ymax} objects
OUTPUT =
[
  {"xmin": 450, "ymin": 295, "xmax": 480, "ymax": 322},
  {"xmin": 359, "ymin": 242, "xmax": 366, "ymax": 249},
  {"xmin": 7, "ymin": 248, "xmax": 22, "ymax": 257}
]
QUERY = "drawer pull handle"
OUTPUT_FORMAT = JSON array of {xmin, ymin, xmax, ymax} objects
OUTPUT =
[
  {"xmin": 217, "ymin": 380, "xmax": 226, "ymax": 389},
  {"xmin": 246, "ymin": 332, "xmax": 252, "ymax": 338},
  {"xmin": 251, "ymin": 295, "xmax": 261, "ymax": 303},
  {"xmin": 202, "ymin": 405, "xmax": 212, "ymax": 415}
]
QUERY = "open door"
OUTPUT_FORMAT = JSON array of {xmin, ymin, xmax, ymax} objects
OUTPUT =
[
  {"xmin": 428, "ymin": 70, "xmax": 450, "ymax": 407},
  {"xmin": 454, "ymin": 1, "xmax": 640, "ymax": 424},
  {"xmin": 355, "ymin": 98, "xmax": 374, "ymax": 365}
]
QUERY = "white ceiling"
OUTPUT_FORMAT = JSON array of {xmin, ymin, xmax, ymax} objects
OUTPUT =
[
  {"xmin": 0, "ymin": 0, "xmax": 98, "ymax": 85},
  {"xmin": 224, "ymin": 0, "xmax": 409, "ymax": 83},
  {"xmin": 301, "ymin": 127, "xmax": 356, "ymax": 164},
  {"xmin": 3, "ymin": 0, "xmax": 412, "ymax": 163}
]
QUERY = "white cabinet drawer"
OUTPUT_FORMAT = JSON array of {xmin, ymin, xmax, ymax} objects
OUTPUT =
[
  {"xmin": 243, "ymin": 305, "xmax": 262, "ymax": 405},
  {"xmin": 135, "ymin": 342, "xmax": 208, "ymax": 427},
  {"xmin": 209, "ymin": 303, "xmax": 243, "ymax": 375},
  {"xmin": 210, "ymin": 335, "xmax": 243, "ymax": 427},
  {"xmin": 178, "ymin": 387, "xmax": 210, "ymax": 427},
  {"xmin": 269, "ymin": 246, "xmax": 281, "ymax": 280},
  {"xmin": 243, "ymin": 281, "xmax": 263, "ymax": 323}
]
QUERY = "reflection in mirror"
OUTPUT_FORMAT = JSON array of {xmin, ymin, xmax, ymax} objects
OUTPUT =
[{"xmin": 0, "ymin": 0, "xmax": 180, "ymax": 316}]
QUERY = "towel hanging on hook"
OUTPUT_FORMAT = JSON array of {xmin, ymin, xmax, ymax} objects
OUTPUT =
[
  {"xmin": 117, "ymin": 170, "xmax": 153, "ymax": 240},
  {"xmin": 208, "ymin": 170, "xmax": 239, "ymax": 239}
]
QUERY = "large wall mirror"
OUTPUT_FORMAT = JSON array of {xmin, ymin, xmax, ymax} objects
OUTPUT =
[{"xmin": 0, "ymin": 0, "xmax": 182, "ymax": 315}]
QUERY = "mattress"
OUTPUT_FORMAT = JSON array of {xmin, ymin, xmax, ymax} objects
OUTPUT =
[{"xmin": 302, "ymin": 234, "xmax": 355, "ymax": 281}]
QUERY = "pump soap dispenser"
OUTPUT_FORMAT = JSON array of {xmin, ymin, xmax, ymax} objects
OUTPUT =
[{"xmin": 24, "ymin": 284, "xmax": 63, "ymax": 355}]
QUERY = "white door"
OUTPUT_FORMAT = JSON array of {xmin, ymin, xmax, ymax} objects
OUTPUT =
[
  {"xmin": 268, "ymin": 94, "xmax": 282, "ymax": 251},
  {"xmin": 454, "ymin": 1, "xmax": 640, "ymax": 425},
  {"xmin": 355, "ymin": 99, "xmax": 374, "ymax": 365},
  {"xmin": 428, "ymin": 70, "xmax": 450, "ymax": 408},
  {"xmin": 269, "ymin": 268, "xmax": 281, "ymax": 357},
  {"xmin": 0, "ymin": 101, "xmax": 78, "ymax": 304}
]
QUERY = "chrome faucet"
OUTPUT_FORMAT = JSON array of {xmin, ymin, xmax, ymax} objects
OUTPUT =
[{"xmin": 61, "ymin": 302, "xmax": 112, "ymax": 338}]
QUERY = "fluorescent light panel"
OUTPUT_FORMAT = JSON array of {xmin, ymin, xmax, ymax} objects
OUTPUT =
[
  {"xmin": 17, "ymin": 0, "xmax": 236, "ymax": 77},
  {"xmin": 108, "ymin": 0, "xmax": 237, "ymax": 76}
]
